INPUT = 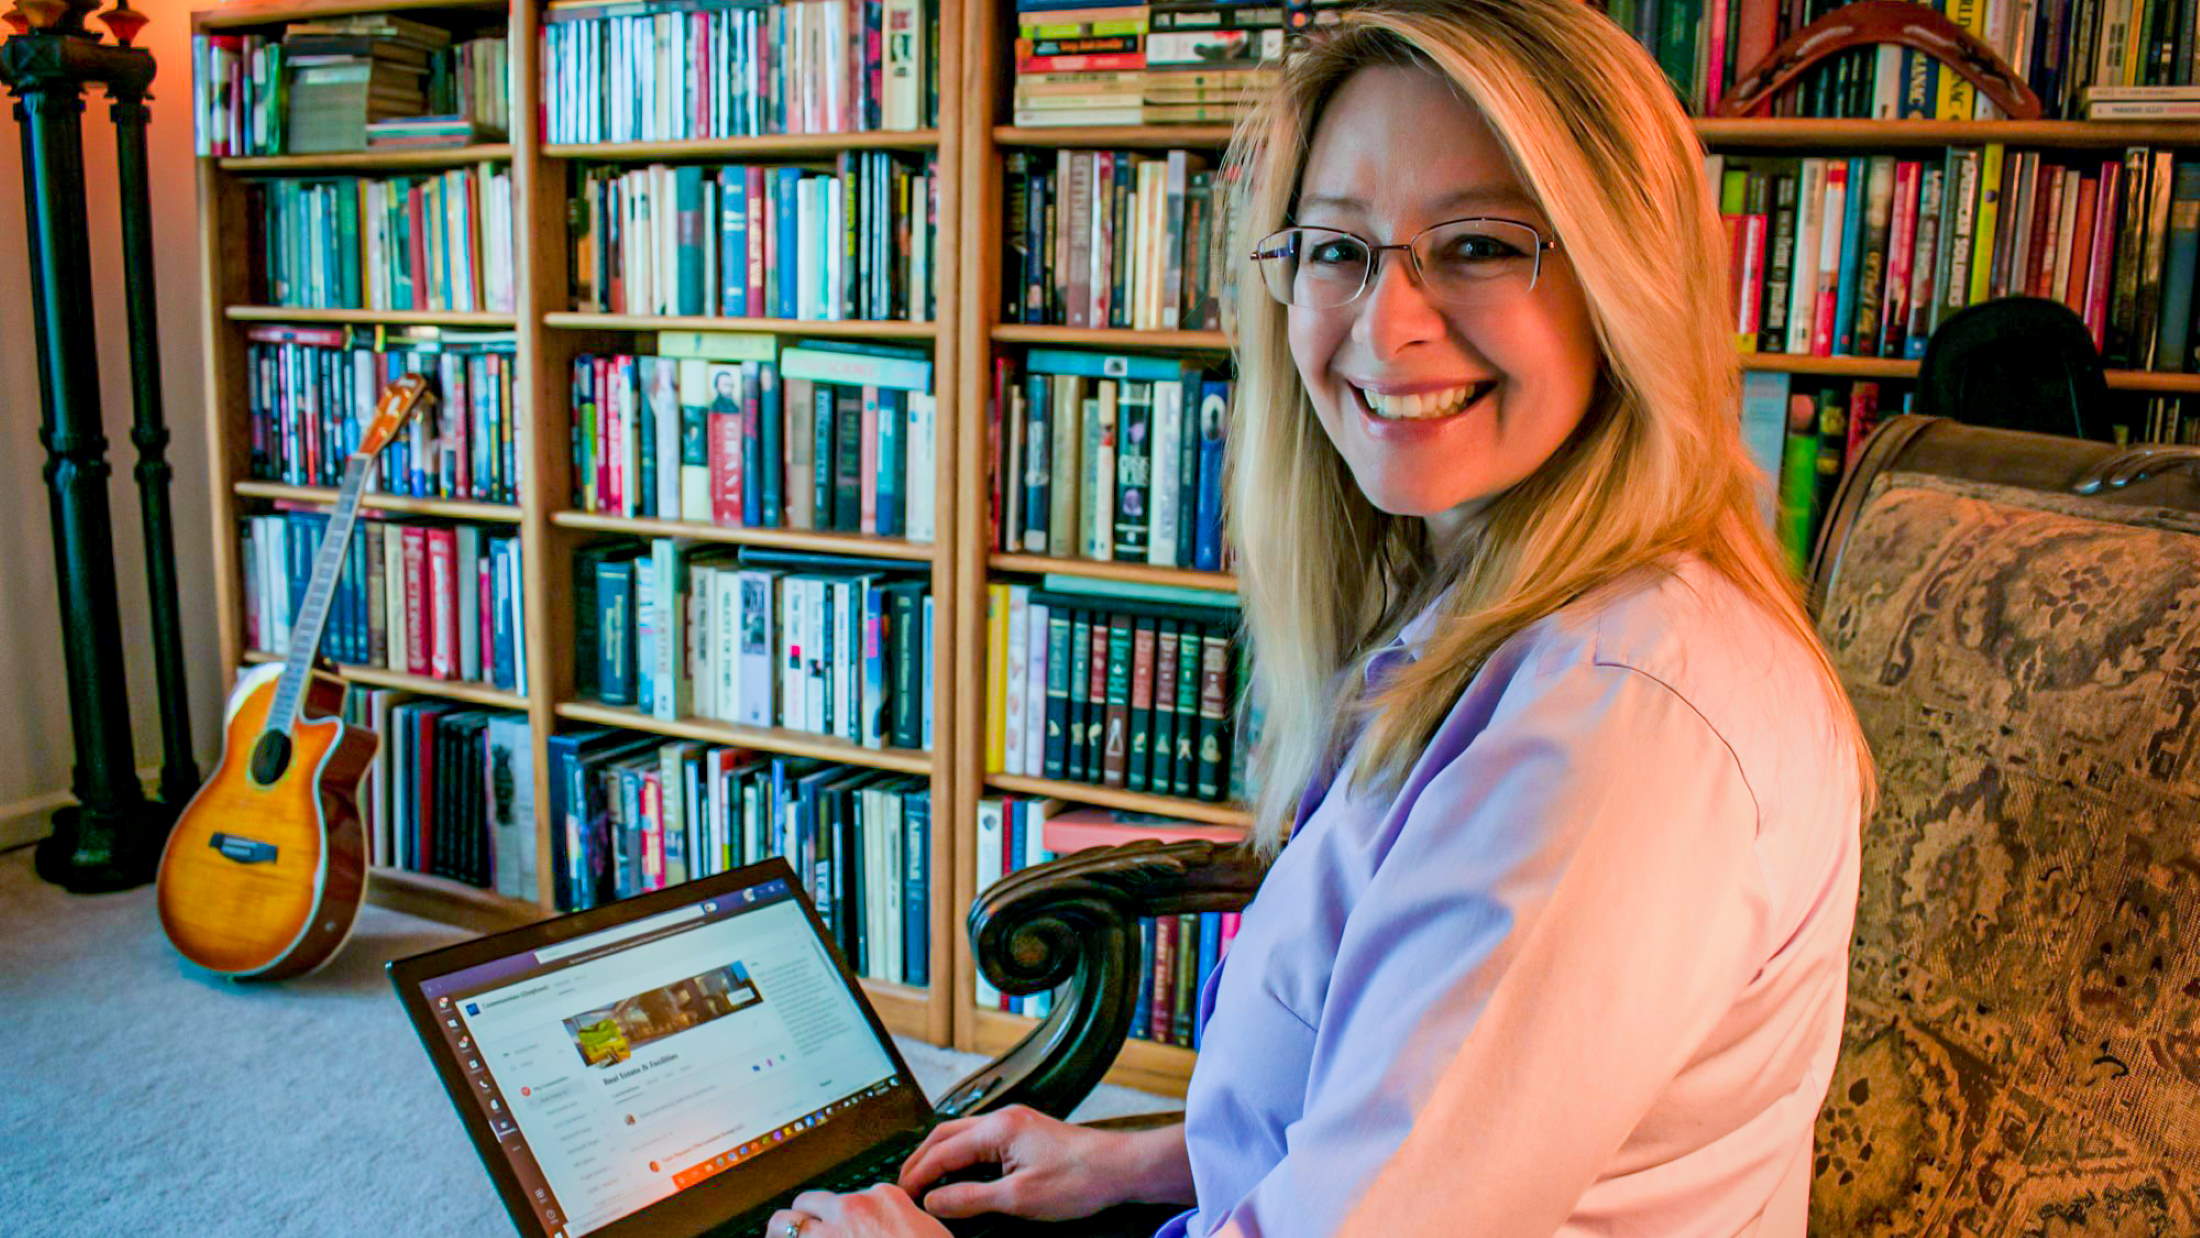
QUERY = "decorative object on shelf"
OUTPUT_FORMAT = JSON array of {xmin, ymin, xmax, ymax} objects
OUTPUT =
[
  {"xmin": 4, "ymin": 0, "xmax": 201, "ymax": 892},
  {"xmin": 156, "ymin": 377, "xmax": 431, "ymax": 981},
  {"xmin": 1717, "ymin": 0, "xmax": 2043, "ymax": 121}
]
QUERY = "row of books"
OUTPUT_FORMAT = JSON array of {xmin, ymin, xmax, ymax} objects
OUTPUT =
[
  {"xmin": 573, "ymin": 541, "xmax": 937, "ymax": 752},
  {"xmin": 989, "ymin": 350, "xmax": 1231, "ymax": 567},
  {"xmin": 568, "ymin": 153, "xmax": 939, "ymax": 322},
  {"xmin": 343, "ymin": 692, "xmax": 536, "ymax": 895},
  {"xmin": 1606, "ymin": 0, "xmax": 2190, "ymax": 121},
  {"xmin": 1009, "ymin": 0, "xmax": 1282, "ymax": 127},
  {"xmin": 1002, "ymin": 149, "xmax": 1234, "ymax": 332},
  {"xmin": 570, "ymin": 334, "xmax": 938, "ymax": 541},
  {"xmin": 1714, "ymin": 147, "xmax": 2200, "ymax": 372},
  {"xmin": 974, "ymin": 798, "xmax": 1241, "ymax": 1042},
  {"xmin": 986, "ymin": 578, "xmax": 1249, "ymax": 803},
  {"xmin": 547, "ymin": 729, "xmax": 933, "ymax": 988},
  {"xmin": 540, "ymin": 0, "xmax": 941, "ymax": 143},
  {"xmin": 241, "ymin": 511, "xmax": 530, "ymax": 693},
  {"xmin": 1740, "ymin": 375, "xmax": 1896, "ymax": 572},
  {"xmin": 193, "ymin": 16, "xmax": 508, "ymax": 157},
  {"xmin": 245, "ymin": 166, "xmax": 516, "ymax": 314},
  {"xmin": 244, "ymin": 324, "xmax": 523, "ymax": 504}
]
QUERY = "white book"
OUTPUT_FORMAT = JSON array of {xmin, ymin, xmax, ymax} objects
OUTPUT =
[
  {"xmin": 862, "ymin": 784, "xmax": 887, "ymax": 981},
  {"xmin": 834, "ymin": 577, "xmax": 860, "ymax": 743},
  {"xmin": 862, "ymin": 581, "xmax": 888, "ymax": 750},
  {"xmin": 1004, "ymin": 585, "xmax": 1029, "ymax": 774},
  {"xmin": 780, "ymin": 572, "xmax": 807, "ymax": 731},
  {"xmin": 690, "ymin": 564, "xmax": 716, "ymax": 721},
  {"xmin": 647, "ymin": 357, "xmax": 682, "ymax": 521},
  {"xmin": 381, "ymin": 524, "xmax": 405, "ymax": 669},
  {"xmin": 710, "ymin": 567, "xmax": 739, "ymax": 724},
  {"xmin": 974, "ymin": 797, "xmax": 1004, "ymax": 1007},
  {"xmin": 506, "ymin": 541, "xmax": 528, "ymax": 696},
  {"xmin": 485, "ymin": 713, "xmax": 535, "ymax": 899},
  {"xmin": 805, "ymin": 575, "xmax": 829, "ymax": 736},
  {"xmin": 798, "ymin": 177, "xmax": 823, "ymax": 319},
  {"xmin": 1148, "ymin": 380, "xmax": 1183, "ymax": 567},
  {"xmin": 737, "ymin": 568, "xmax": 777, "ymax": 728},
  {"xmin": 1024, "ymin": 601, "xmax": 1049, "ymax": 774},
  {"xmin": 1787, "ymin": 158, "xmax": 1826, "ymax": 355},
  {"xmin": 677, "ymin": 359, "xmax": 715, "ymax": 522},
  {"xmin": 905, "ymin": 393, "xmax": 936, "ymax": 543}
]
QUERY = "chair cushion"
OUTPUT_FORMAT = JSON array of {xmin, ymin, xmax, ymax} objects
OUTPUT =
[{"xmin": 1811, "ymin": 471, "xmax": 2200, "ymax": 1232}]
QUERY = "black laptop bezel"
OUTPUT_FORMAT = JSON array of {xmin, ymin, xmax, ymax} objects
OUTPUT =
[{"xmin": 387, "ymin": 857, "xmax": 936, "ymax": 1238}]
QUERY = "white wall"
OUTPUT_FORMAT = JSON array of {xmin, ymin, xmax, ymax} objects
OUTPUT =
[{"xmin": 0, "ymin": 1, "xmax": 221, "ymax": 851}]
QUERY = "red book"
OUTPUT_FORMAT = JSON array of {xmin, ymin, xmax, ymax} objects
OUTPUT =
[
  {"xmin": 401, "ymin": 526, "xmax": 429, "ymax": 676},
  {"xmin": 2083, "ymin": 164, "xmax": 2121, "ymax": 350},
  {"xmin": 1705, "ymin": 0, "xmax": 1730, "ymax": 112},
  {"xmin": 1218, "ymin": 912, "xmax": 1241, "ymax": 959},
  {"xmin": 2022, "ymin": 162, "xmax": 2058, "ymax": 300},
  {"xmin": 1811, "ymin": 163, "xmax": 1847, "ymax": 358},
  {"xmin": 988, "ymin": 357, "xmax": 1010, "ymax": 551},
  {"xmin": 2064, "ymin": 176, "xmax": 2099, "ymax": 314},
  {"xmin": 1129, "ymin": 619, "xmax": 1155, "ymax": 787},
  {"xmin": 747, "ymin": 167, "xmax": 767, "ymax": 315},
  {"xmin": 427, "ymin": 525, "xmax": 458, "ymax": 680},
  {"xmin": 710, "ymin": 371, "xmax": 745, "ymax": 526},
  {"xmin": 1843, "ymin": 381, "xmax": 1881, "ymax": 472},
  {"xmin": 1739, "ymin": 212, "xmax": 1767, "ymax": 340},
  {"xmin": 478, "ymin": 553, "xmax": 495, "ymax": 679},
  {"xmin": 642, "ymin": 771, "xmax": 665, "ymax": 891},
  {"xmin": 1879, "ymin": 161, "xmax": 1921, "ymax": 359},
  {"xmin": 1149, "ymin": 913, "xmax": 1177, "ymax": 1043},
  {"xmin": 1041, "ymin": 808, "xmax": 1244, "ymax": 854},
  {"xmin": 1016, "ymin": 50, "xmax": 1144, "ymax": 73},
  {"xmin": 859, "ymin": 385, "xmax": 879, "ymax": 534}
]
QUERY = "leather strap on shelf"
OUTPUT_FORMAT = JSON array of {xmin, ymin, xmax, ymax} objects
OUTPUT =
[{"xmin": 1717, "ymin": 0, "xmax": 2044, "ymax": 120}]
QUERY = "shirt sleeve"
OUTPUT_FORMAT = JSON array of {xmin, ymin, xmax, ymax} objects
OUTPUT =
[{"xmin": 1205, "ymin": 655, "xmax": 1771, "ymax": 1238}]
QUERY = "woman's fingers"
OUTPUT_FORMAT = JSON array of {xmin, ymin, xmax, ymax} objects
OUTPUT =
[
  {"xmin": 895, "ymin": 1124, "xmax": 998, "ymax": 1195},
  {"xmin": 916, "ymin": 1176, "xmax": 1019, "ymax": 1221},
  {"xmin": 765, "ymin": 1207, "xmax": 819, "ymax": 1236}
]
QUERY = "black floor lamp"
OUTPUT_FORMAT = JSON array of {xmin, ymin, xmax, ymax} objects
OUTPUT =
[{"xmin": 4, "ymin": 0, "xmax": 198, "ymax": 892}]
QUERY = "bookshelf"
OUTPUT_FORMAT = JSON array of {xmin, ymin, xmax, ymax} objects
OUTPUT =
[{"xmin": 193, "ymin": 0, "xmax": 2200, "ymax": 1098}]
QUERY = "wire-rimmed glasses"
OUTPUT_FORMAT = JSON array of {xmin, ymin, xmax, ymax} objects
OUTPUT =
[{"xmin": 1248, "ymin": 217, "xmax": 1560, "ymax": 310}]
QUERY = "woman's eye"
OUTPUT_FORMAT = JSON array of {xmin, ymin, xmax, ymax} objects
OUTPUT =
[
  {"xmin": 1436, "ymin": 235, "xmax": 1518, "ymax": 264},
  {"xmin": 1306, "ymin": 239, "xmax": 1365, "ymax": 267}
]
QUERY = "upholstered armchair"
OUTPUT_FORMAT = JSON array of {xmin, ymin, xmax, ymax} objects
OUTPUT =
[{"xmin": 937, "ymin": 415, "xmax": 2200, "ymax": 1232}]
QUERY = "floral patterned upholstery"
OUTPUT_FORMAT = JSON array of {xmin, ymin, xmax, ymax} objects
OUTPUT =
[{"xmin": 1810, "ymin": 460, "xmax": 2200, "ymax": 1234}]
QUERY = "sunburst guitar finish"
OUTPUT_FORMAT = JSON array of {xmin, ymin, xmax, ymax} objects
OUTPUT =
[
  {"xmin": 155, "ymin": 374, "xmax": 430, "ymax": 980},
  {"xmin": 157, "ymin": 666, "xmax": 374, "ymax": 978}
]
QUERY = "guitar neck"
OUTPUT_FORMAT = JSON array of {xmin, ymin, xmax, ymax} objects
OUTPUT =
[{"xmin": 269, "ymin": 455, "xmax": 375, "ymax": 733}]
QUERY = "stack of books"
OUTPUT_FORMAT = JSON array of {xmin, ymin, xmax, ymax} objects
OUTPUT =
[
  {"xmin": 569, "ymin": 154, "xmax": 939, "ymax": 323},
  {"xmin": 246, "ymin": 164, "xmax": 516, "ymax": 314},
  {"xmin": 343, "ymin": 695, "xmax": 535, "ymax": 896},
  {"xmin": 240, "ymin": 511, "xmax": 529, "ymax": 693},
  {"xmin": 1011, "ymin": 0, "xmax": 1284, "ymax": 127},
  {"xmin": 989, "ymin": 349, "xmax": 1232, "ymax": 567},
  {"xmin": 1002, "ymin": 149, "xmax": 1234, "ymax": 330},
  {"xmin": 242, "ymin": 323, "xmax": 522, "ymax": 504},
  {"xmin": 1710, "ymin": 146, "xmax": 2200, "ymax": 373},
  {"xmin": 540, "ymin": 0, "xmax": 940, "ymax": 142},
  {"xmin": 280, "ymin": 14, "xmax": 450, "ymax": 153},
  {"xmin": 974, "ymin": 799, "xmax": 1241, "ymax": 1037},
  {"xmin": 546, "ymin": 729, "xmax": 933, "ymax": 989},
  {"xmin": 985, "ymin": 575, "xmax": 1249, "ymax": 804},
  {"xmin": 571, "ymin": 541, "xmax": 937, "ymax": 753},
  {"xmin": 569, "ymin": 333, "xmax": 939, "ymax": 543},
  {"xmin": 2081, "ymin": 85, "xmax": 2200, "ymax": 119}
]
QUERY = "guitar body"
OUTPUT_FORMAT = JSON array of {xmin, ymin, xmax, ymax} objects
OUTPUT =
[{"xmin": 157, "ymin": 664, "xmax": 375, "ymax": 980}]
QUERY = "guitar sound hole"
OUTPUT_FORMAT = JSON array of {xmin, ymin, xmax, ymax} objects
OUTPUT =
[{"xmin": 250, "ymin": 730, "xmax": 291, "ymax": 785}]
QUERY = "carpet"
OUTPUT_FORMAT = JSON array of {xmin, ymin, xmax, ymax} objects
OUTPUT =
[{"xmin": 0, "ymin": 845, "xmax": 1173, "ymax": 1236}]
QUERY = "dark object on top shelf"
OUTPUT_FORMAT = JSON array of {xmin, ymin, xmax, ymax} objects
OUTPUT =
[
  {"xmin": 951, "ymin": 416, "xmax": 2200, "ymax": 1231},
  {"xmin": 1718, "ymin": 0, "xmax": 2043, "ymax": 120},
  {"xmin": 1914, "ymin": 296, "xmax": 2109, "ymax": 441}
]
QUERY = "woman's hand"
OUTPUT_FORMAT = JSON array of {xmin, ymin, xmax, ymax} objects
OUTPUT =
[
  {"xmin": 766, "ymin": 1184, "xmax": 949, "ymax": 1238},
  {"xmin": 895, "ymin": 1104, "xmax": 1171, "ymax": 1221}
]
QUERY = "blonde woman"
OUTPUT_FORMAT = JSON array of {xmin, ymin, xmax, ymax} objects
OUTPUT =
[{"xmin": 768, "ymin": 1, "xmax": 1871, "ymax": 1235}]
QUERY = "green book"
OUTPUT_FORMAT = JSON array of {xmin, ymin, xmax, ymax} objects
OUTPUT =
[{"xmin": 1776, "ymin": 393, "xmax": 1822, "ymax": 575}]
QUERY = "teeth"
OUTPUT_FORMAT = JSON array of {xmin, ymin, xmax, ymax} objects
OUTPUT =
[{"xmin": 1357, "ymin": 382, "xmax": 1493, "ymax": 420}]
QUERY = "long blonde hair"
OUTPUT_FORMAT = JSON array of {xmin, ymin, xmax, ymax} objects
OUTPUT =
[{"xmin": 1225, "ymin": 0, "xmax": 1874, "ymax": 854}]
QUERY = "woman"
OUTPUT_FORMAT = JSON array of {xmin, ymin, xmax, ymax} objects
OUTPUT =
[{"xmin": 770, "ymin": 0, "xmax": 1871, "ymax": 1234}]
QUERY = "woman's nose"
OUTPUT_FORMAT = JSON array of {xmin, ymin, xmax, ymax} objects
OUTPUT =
[{"xmin": 1352, "ymin": 248, "xmax": 1447, "ymax": 358}]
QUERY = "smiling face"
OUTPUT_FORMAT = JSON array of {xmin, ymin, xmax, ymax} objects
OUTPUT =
[{"xmin": 1286, "ymin": 64, "xmax": 1603, "ymax": 543}]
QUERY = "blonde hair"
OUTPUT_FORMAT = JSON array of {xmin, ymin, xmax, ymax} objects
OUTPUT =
[{"xmin": 1224, "ymin": 0, "xmax": 1875, "ymax": 854}]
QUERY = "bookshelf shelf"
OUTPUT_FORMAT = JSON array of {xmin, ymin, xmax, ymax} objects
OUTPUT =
[
  {"xmin": 197, "ymin": 0, "xmax": 508, "ymax": 31},
  {"xmin": 989, "ymin": 553, "xmax": 1238, "ymax": 593},
  {"xmin": 992, "ymin": 324, "xmax": 1231, "ymax": 351},
  {"xmin": 550, "ymin": 511, "xmax": 937, "ymax": 561},
  {"xmin": 234, "ymin": 481, "xmax": 525, "ymax": 523},
  {"xmin": 970, "ymin": 1007, "xmax": 1199, "ymax": 1098},
  {"xmin": 223, "ymin": 305, "xmax": 520, "ymax": 327},
  {"xmin": 1693, "ymin": 117, "xmax": 2200, "ymax": 150},
  {"xmin": 981, "ymin": 773, "xmax": 1252, "ymax": 830},
  {"xmin": 240, "ymin": 649, "xmax": 531, "ymax": 709},
  {"xmin": 543, "ymin": 131, "xmax": 943, "ymax": 162},
  {"xmin": 1738, "ymin": 355, "xmax": 2200, "ymax": 393},
  {"xmin": 545, "ymin": 312, "xmax": 941, "ymax": 341},
  {"xmin": 862, "ymin": 979, "xmax": 933, "ymax": 1039},
  {"xmin": 367, "ymin": 866, "xmax": 546, "ymax": 933},
  {"xmin": 552, "ymin": 701, "xmax": 935, "ymax": 776},
  {"xmin": 215, "ymin": 144, "xmax": 516, "ymax": 173},
  {"xmin": 993, "ymin": 125, "xmax": 1236, "ymax": 149}
]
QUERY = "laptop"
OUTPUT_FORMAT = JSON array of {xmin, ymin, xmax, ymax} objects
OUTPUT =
[{"xmin": 389, "ymin": 858, "xmax": 1004, "ymax": 1238}]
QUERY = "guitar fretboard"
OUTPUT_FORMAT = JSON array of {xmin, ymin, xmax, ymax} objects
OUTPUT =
[{"xmin": 268, "ymin": 455, "xmax": 375, "ymax": 735}]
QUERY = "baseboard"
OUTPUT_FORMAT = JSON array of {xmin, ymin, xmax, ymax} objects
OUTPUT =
[{"xmin": 0, "ymin": 766, "xmax": 169, "ymax": 853}]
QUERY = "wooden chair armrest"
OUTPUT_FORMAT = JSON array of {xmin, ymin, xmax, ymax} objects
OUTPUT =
[{"xmin": 933, "ymin": 839, "xmax": 1264, "ymax": 1120}]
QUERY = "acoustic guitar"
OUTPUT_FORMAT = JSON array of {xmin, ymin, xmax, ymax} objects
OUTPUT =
[{"xmin": 157, "ymin": 375, "xmax": 431, "ymax": 980}]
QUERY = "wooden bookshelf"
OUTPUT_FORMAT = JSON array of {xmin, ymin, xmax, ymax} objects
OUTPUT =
[
  {"xmin": 193, "ymin": 0, "xmax": 963, "ymax": 1049},
  {"xmin": 990, "ymin": 552, "xmax": 1238, "ymax": 593}
]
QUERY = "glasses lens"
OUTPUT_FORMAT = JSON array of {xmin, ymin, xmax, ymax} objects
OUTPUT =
[
  {"xmin": 1414, "ymin": 219, "xmax": 1544, "ymax": 301},
  {"xmin": 1253, "ymin": 227, "xmax": 1368, "ymax": 309}
]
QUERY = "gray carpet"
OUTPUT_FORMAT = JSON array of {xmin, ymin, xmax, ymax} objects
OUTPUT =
[{"xmin": 0, "ymin": 845, "xmax": 1171, "ymax": 1236}]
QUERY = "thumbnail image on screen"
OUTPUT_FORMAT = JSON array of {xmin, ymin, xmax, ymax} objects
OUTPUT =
[{"xmin": 561, "ymin": 960, "xmax": 764, "ymax": 1068}]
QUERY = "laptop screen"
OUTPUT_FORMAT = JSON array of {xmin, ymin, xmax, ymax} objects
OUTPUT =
[{"xmin": 404, "ymin": 869, "xmax": 913, "ymax": 1238}]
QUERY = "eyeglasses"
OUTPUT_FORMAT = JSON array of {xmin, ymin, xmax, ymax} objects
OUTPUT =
[{"xmin": 1248, "ymin": 217, "xmax": 1560, "ymax": 310}]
